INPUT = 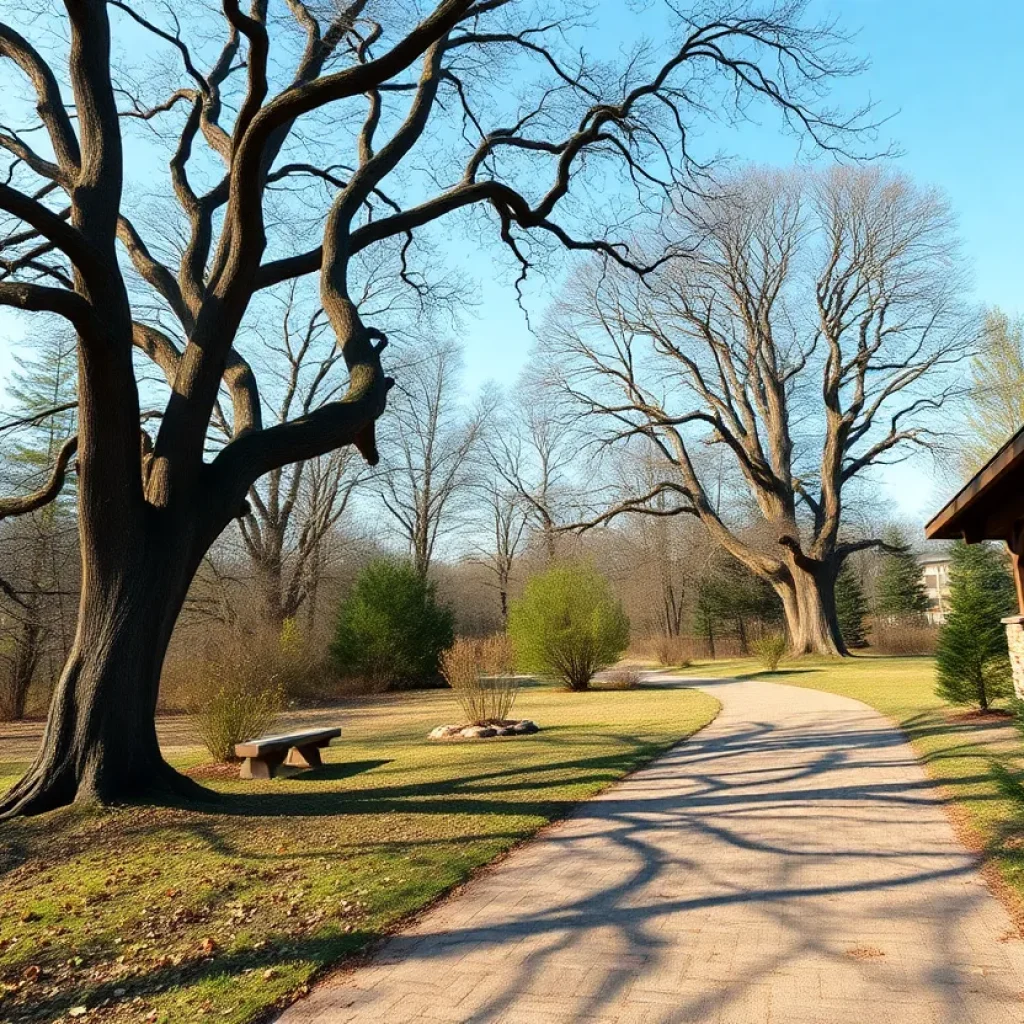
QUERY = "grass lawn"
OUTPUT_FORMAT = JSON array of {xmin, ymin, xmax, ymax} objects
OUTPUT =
[
  {"xmin": 680, "ymin": 655, "xmax": 1024, "ymax": 921},
  {"xmin": 0, "ymin": 683, "xmax": 718, "ymax": 1024}
]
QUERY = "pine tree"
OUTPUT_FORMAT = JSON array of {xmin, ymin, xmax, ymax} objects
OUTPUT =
[
  {"xmin": 875, "ymin": 527, "xmax": 929, "ymax": 619},
  {"xmin": 934, "ymin": 541, "xmax": 1017, "ymax": 710},
  {"xmin": 835, "ymin": 562, "xmax": 869, "ymax": 649}
]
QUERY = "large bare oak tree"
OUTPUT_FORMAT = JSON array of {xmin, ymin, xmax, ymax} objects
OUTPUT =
[
  {"xmin": 552, "ymin": 167, "xmax": 971, "ymax": 654},
  {"xmin": 0, "ymin": 0, "xmax": 866, "ymax": 815}
]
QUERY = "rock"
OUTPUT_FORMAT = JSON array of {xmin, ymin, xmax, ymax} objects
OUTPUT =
[
  {"xmin": 428, "ymin": 725, "xmax": 462, "ymax": 740},
  {"xmin": 512, "ymin": 720, "xmax": 539, "ymax": 735},
  {"xmin": 460, "ymin": 726, "xmax": 497, "ymax": 739},
  {"xmin": 493, "ymin": 727, "xmax": 515, "ymax": 736}
]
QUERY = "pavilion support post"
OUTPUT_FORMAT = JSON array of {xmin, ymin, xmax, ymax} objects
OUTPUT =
[{"xmin": 1003, "ymin": 531, "xmax": 1024, "ymax": 700}]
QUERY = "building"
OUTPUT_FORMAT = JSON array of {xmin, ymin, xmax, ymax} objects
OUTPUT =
[{"xmin": 919, "ymin": 554, "xmax": 951, "ymax": 624}]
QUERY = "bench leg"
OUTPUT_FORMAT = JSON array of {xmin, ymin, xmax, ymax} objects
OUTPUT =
[
  {"xmin": 240, "ymin": 750, "xmax": 287, "ymax": 780},
  {"xmin": 285, "ymin": 743, "xmax": 324, "ymax": 769}
]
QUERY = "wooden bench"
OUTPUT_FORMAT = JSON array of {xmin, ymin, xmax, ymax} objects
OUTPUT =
[{"xmin": 234, "ymin": 727, "xmax": 341, "ymax": 780}]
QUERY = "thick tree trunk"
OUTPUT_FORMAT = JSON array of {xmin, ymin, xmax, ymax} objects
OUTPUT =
[
  {"xmin": 0, "ymin": 542, "xmax": 209, "ymax": 818},
  {"xmin": 777, "ymin": 562, "xmax": 846, "ymax": 656}
]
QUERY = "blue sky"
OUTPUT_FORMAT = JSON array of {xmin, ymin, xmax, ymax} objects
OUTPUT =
[{"xmin": 2, "ymin": 1, "xmax": 1020, "ymax": 526}]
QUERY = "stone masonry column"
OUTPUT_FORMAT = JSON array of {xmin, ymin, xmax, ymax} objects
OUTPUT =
[{"xmin": 1003, "ymin": 616, "xmax": 1024, "ymax": 699}]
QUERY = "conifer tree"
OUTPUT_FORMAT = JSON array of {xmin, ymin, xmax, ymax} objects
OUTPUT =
[
  {"xmin": 875, "ymin": 527, "xmax": 930, "ymax": 619},
  {"xmin": 935, "ymin": 541, "xmax": 1016, "ymax": 710},
  {"xmin": 835, "ymin": 562, "xmax": 869, "ymax": 650}
]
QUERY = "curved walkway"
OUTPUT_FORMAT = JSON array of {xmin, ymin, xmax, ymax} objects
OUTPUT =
[{"xmin": 277, "ymin": 677, "xmax": 1024, "ymax": 1024}]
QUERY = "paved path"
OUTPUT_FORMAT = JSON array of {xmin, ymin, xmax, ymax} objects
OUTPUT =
[{"xmin": 277, "ymin": 677, "xmax": 1024, "ymax": 1024}]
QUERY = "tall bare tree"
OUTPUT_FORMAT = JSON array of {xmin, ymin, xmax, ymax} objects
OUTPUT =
[
  {"xmin": 0, "ymin": 0, "xmax": 869, "ymax": 815},
  {"xmin": 378, "ymin": 337, "xmax": 484, "ymax": 574},
  {"xmin": 471, "ymin": 476, "xmax": 529, "ymax": 622},
  {"xmin": 553, "ymin": 167, "xmax": 971, "ymax": 655}
]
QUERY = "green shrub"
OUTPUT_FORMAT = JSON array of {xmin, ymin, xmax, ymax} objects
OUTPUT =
[
  {"xmin": 935, "ymin": 541, "xmax": 1016, "ymax": 710},
  {"xmin": 751, "ymin": 633, "xmax": 787, "ymax": 671},
  {"xmin": 331, "ymin": 558, "xmax": 455, "ymax": 690},
  {"xmin": 508, "ymin": 561, "xmax": 630, "ymax": 692},
  {"xmin": 187, "ymin": 648, "xmax": 284, "ymax": 762}
]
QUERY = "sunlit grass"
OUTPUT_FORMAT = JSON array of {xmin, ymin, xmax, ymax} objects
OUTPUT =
[{"xmin": 0, "ymin": 684, "xmax": 718, "ymax": 1024}]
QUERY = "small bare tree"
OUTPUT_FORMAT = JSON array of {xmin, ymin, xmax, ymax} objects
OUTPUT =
[
  {"xmin": 471, "ymin": 477, "xmax": 530, "ymax": 623},
  {"xmin": 0, "ymin": 1, "xmax": 869, "ymax": 815},
  {"xmin": 553, "ymin": 167, "xmax": 971, "ymax": 655}
]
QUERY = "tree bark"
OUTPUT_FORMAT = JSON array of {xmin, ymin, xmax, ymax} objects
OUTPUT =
[
  {"xmin": 0, "ymin": 538, "xmax": 208, "ymax": 818},
  {"xmin": 778, "ymin": 561, "xmax": 845, "ymax": 657}
]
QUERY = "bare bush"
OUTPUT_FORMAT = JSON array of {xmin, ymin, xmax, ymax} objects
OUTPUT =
[
  {"xmin": 185, "ymin": 648, "xmax": 285, "ymax": 762},
  {"xmin": 601, "ymin": 670, "xmax": 642, "ymax": 690},
  {"xmin": 868, "ymin": 619, "xmax": 939, "ymax": 656},
  {"xmin": 441, "ymin": 635, "xmax": 519, "ymax": 726},
  {"xmin": 650, "ymin": 635, "xmax": 694, "ymax": 669},
  {"xmin": 752, "ymin": 635, "xmax": 788, "ymax": 672}
]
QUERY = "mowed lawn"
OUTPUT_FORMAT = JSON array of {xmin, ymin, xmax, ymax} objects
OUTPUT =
[
  {"xmin": 682, "ymin": 655, "xmax": 1024, "ymax": 920},
  {"xmin": 0, "ymin": 684, "xmax": 718, "ymax": 1024}
]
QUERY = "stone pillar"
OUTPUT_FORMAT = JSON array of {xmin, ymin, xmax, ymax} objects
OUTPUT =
[{"xmin": 1003, "ymin": 616, "xmax": 1024, "ymax": 699}]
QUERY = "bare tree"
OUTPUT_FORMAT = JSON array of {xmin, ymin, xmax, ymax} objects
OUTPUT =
[
  {"xmin": 378, "ymin": 337, "xmax": 484, "ymax": 574},
  {"xmin": 553, "ymin": 167, "xmax": 971, "ymax": 655},
  {"xmin": 471, "ymin": 477, "xmax": 529, "ymax": 623},
  {"xmin": 0, "ymin": 0, "xmax": 869, "ymax": 815},
  {"xmin": 236, "ymin": 291, "xmax": 366, "ymax": 626},
  {"xmin": 487, "ymin": 378, "xmax": 578, "ymax": 562}
]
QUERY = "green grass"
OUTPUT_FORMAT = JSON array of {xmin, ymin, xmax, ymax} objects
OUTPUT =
[
  {"xmin": 682, "ymin": 654, "xmax": 1024, "ymax": 917},
  {"xmin": 0, "ymin": 683, "xmax": 718, "ymax": 1024}
]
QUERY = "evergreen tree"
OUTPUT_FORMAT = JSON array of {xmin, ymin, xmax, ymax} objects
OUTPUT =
[
  {"xmin": 875, "ymin": 527, "xmax": 929, "ymax": 619},
  {"xmin": 935, "ymin": 541, "xmax": 1017, "ymax": 710},
  {"xmin": 835, "ymin": 562, "xmax": 869, "ymax": 649},
  {"xmin": 695, "ymin": 550, "xmax": 783, "ymax": 656}
]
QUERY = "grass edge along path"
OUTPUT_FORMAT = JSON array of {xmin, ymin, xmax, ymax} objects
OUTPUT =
[
  {"xmin": 677, "ymin": 655, "xmax": 1024, "ymax": 930},
  {"xmin": 0, "ymin": 685, "xmax": 719, "ymax": 1024}
]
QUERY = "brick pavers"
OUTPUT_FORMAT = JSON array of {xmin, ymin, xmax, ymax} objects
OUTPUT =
[{"xmin": 276, "ymin": 677, "xmax": 1024, "ymax": 1023}]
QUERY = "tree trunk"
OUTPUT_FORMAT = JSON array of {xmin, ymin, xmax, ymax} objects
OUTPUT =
[
  {"xmin": 779, "ymin": 561, "xmax": 846, "ymax": 656},
  {"xmin": 0, "ymin": 541, "xmax": 209, "ymax": 818}
]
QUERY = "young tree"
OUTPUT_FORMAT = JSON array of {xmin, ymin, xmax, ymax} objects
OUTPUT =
[
  {"xmin": 331, "ymin": 558, "xmax": 454, "ymax": 690},
  {"xmin": 509, "ymin": 561, "xmax": 629, "ymax": 691},
  {"xmin": 959, "ymin": 309, "xmax": 1024, "ymax": 475},
  {"xmin": 935, "ymin": 541, "xmax": 1016, "ymax": 710},
  {"xmin": 470, "ymin": 477, "xmax": 529, "ymax": 624},
  {"xmin": 874, "ymin": 527, "xmax": 930, "ymax": 620},
  {"xmin": 552, "ymin": 167, "xmax": 971, "ymax": 656},
  {"xmin": 835, "ymin": 562, "xmax": 868, "ymax": 649},
  {"xmin": 0, "ymin": 2, "xmax": 873, "ymax": 815}
]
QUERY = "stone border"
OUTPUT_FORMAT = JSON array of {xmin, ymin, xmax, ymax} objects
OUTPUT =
[{"xmin": 428, "ymin": 720, "xmax": 539, "ymax": 740}]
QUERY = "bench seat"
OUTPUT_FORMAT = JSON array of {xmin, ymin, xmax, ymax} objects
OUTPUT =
[{"xmin": 234, "ymin": 727, "xmax": 341, "ymax": 780}]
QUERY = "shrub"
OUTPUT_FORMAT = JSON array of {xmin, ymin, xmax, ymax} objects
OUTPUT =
[
  {"xmin": 441, "ymin": 634, "xmax": 519, "ymax": 725},
  {"xmin": 868, "ymin": 618, "xmax": 938, "ymax": 656},
  {"xmin": 187, "ymin": 647, "xmax": 284, "ymax": 762},
  {"xmin": 651, "ymin": 634, "xmax": 693, "ymax": 669},
  {"xmin": 331, "ymin": 559, "xmax": 455, "ymax": 690},
  {"xmin": 751, "ymin": 633, "xmax": 787, "ymax": 671},
  {"xmin": 508, "ymin": 561, "xmax": 630, "ymax": 692},
  {"xmin": 601, "ymin": 669, "xmax": 642, "ymax": 690},
  {"xmin": 935, "ymin": 541, "xmax": 1016, "ymax": 710}
]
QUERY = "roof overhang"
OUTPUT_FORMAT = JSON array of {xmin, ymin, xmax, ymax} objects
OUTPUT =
[{"xmin": 926, "ymin": 424, "xmax": 1024, "ymax": 543}]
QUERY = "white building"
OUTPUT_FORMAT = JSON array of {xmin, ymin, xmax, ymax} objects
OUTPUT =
[{"xmin": 919, "ymin": 554, "xmax": 951, "ymax": 624}]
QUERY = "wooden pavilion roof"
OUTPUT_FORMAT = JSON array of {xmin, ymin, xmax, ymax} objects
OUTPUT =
[{"xmin": 926, "ymin": 424, "xmax": 1024, "ymax": 543}]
